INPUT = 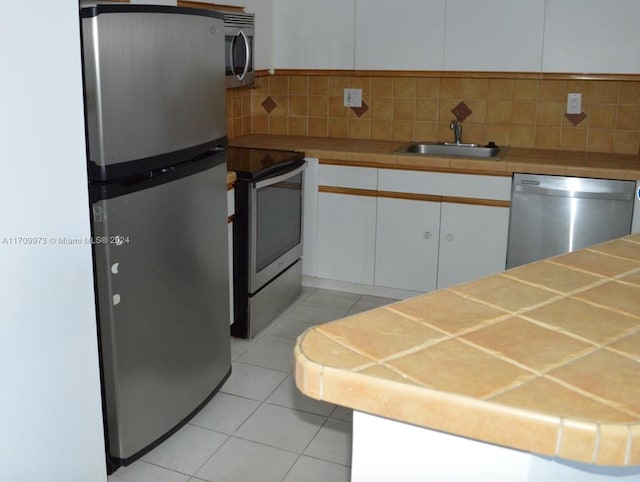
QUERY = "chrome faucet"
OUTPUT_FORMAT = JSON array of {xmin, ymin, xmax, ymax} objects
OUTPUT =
[{"xmin": 450, "ymin": 120, "xmax": 462, "ymax": 144}]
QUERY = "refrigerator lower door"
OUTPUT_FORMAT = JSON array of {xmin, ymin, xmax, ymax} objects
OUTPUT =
[{"xmin": 92, "ymin": 159, "xmax": 230, "ymax": 463}]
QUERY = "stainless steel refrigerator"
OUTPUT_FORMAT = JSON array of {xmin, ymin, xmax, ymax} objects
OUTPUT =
[{"xmin": 80, "ymin": 4, "xmax": 231, "ymax": 472}]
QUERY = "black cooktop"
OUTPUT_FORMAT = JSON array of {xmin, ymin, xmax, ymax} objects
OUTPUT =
[{"xmin": 227, "ymin": 146, "xmax": 305, "ymax": 180}]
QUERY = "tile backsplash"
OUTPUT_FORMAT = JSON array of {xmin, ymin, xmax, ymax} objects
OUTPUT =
[{"xmin": 227, "ymin": 74, "xmax": 640, "ymax": 155}]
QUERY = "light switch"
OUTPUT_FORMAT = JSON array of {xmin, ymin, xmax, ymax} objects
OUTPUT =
[
  {"xmin": 344, "ymin": 88, "xmax": 362, "ymax": 108},
  {"xmin": 567, "ymin": 93, "xmax": 582, "ymax": 114}
]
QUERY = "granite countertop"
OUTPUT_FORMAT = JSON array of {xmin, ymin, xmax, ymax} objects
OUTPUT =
[
  {"xmin": 230, "ymin": 134, "xmax": 640, "ymax": 180},
  {"xmin": 294, "ymin": 234, "xmax": 640, "ymax": 467}
]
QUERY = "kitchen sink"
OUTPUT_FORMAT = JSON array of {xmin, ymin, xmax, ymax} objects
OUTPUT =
[{"xmin": 395, "ymin": 142, "xmax": 505, "ymax": 159}]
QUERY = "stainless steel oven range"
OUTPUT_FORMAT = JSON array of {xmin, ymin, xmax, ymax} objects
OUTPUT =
[{"xmin": 228, "ymin": 147, "xmax": 306, "ymax": 338}]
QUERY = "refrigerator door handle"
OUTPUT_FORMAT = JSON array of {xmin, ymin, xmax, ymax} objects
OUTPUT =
[
  {"xmin": 149, "ymin": 147, "xmax": 225, "ymax": 177},
  {"xmin": 206, "ymin": 145, "xmax": 226, "ymax": 155}
]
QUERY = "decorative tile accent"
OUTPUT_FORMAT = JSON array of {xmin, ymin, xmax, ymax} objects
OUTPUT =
[
  {"xmin": 565, "ymin": 112, "xmax": 588, "ymax": 126},
  {"xmin": 451, "ymin": 101, "xmax": 472, "ymax": 122},
  {"xmin": 261, "ymin": 96, "xmax": 277, "ymax": 114},
  {"xmin": 351, "ymin": 101, "xmax": 369, "ymax": 118}
]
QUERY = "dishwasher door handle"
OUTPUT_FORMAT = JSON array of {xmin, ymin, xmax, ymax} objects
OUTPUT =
[{"xmin": 514, "ymin": 184, "xmax": 634, "ymax": 201}]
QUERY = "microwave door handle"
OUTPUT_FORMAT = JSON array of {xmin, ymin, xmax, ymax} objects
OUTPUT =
[
  {"xmin": 237, "ymin": 30, "xmax": 250, "ymax": 81},
  {"xmin": 254, "ymin": 163, "xmax": 306, "ymax": 189},
  {"xmin": 229, "ymin": 34, "xmax": 237, "ymax": 77}
]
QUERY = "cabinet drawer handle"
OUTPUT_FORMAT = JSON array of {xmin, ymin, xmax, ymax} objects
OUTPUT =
[
  {"xmin": 445, "ymin": 234, "xmax": 454, "ymax": 242},
  {"xmin": 423, "ymin": 231, "xmax": 432, "ymax": 239}
]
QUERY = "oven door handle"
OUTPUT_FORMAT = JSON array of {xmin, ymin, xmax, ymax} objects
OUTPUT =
[{"xmin": 254, "ymin": 163, "xmax": 306, "ymax": 189}]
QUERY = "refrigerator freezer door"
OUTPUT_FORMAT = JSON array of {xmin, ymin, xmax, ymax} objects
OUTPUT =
[
  {"xmin": 92, "ymin": 158, "xmax": 230, "ymax": 461},
  {"xmin": 82, "ymin": 7, "xmax": 226, "ymax": 167}
]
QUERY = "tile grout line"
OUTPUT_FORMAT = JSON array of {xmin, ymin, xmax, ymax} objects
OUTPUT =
[
  {"xmin": 233, "ymin": 288, "xmax": 353, "ymax": 471},
  {"xmin": 189, "ymin": 433, "xmax": 234, "ymax": 481},
  {"xmin": 543, "ymin": 372, "xmax": 640, "ymax": 419}
]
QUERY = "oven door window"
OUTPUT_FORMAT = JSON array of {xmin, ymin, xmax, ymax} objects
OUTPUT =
[{"xmin": 255, "ymin": 173, "xmax": 302, "ymax": 272}]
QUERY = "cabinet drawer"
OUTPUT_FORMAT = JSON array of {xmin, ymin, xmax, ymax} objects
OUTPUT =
[
  {"xmin": 378, "ymin": 169, "xmax": 511, "ymax": 201},
  {"xmin": 319, "ymin": 165, "xmax": 378, "ymax": 190}
]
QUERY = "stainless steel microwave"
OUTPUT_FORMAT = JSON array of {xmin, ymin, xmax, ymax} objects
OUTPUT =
[{"xmin": 223, "ymin": 12, "xmax": 254, "ymax": 88}]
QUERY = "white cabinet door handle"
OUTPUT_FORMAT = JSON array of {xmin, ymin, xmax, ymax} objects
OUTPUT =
[
  {"xmin": 422, "ymin": 231, "xmax": 432, "ymax": 239},
  {"xmin": 445, "ymin": 234, "xmax": 454, "ymax": 242}
]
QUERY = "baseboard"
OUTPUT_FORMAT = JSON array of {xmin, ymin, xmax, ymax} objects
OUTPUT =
[{"xmin": 302, "ymin": 276, "xmax": 422, "ymax": 301}]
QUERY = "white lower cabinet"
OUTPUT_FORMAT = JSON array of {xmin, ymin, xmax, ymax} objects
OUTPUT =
[
  {"xmin": 316, "ymin": 191, "xmax": 377, "ymax": 285},
  {"xmin": 313, "ymin": 164, "xmax": 511, "ymax": 293},
  {"xmin": 374, "ymin": 197, "xmax": 440, "ymax": 292},
  {"xmin": 373, "ymin": 198, "xmax": 509, "ymax": 293},
  {"xmin": 437, "ymin": 202, "xmax": 510, "ymax": 290}
]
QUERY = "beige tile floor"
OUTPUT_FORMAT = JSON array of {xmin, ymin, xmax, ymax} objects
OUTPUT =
[{"xmin": 107, "ymin": 288, "xmax": 396, "ymax": 482}]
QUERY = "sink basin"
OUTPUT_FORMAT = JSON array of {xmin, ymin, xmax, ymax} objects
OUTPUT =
[{"xmin": 395, "ymin": 142, "xmax": 504, "ymax": 159}]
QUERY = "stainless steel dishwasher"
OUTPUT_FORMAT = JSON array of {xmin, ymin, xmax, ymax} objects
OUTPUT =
[{"xmin": 506, "ymin": 173, "xmax": 636, "ymax": 268}]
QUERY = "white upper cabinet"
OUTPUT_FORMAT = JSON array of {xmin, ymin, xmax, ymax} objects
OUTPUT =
[
  {"xmin": 355, "ymin": 0, "xmax": 445, "ymax": 71},
  {"xmin": 444, "ymin": 0, "xmax": 545, "ymax": 72},
  {"xmin": 269, "ymin": 0, "xmax": 640, "ymax": 74},
  {"xmin": 542, "ymin": 0, "xmax": 640, "ymax": 73},
  {"xmin": 244, "ymin": 0, "xmax": 273, "ymax": 71},
  {"xmin": 274, "ymin": 0, "xmax": 355, "ymax": 69}
]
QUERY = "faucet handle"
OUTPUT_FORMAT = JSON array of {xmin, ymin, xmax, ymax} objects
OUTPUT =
[{"xmin": 449, "ymin": 119, "xmax": 462, "ymax": 144}]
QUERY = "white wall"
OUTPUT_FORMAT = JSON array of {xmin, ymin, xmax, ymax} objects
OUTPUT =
[{"xmin": 0, "ymin": 2, "xmax": 106, "ymax": 481}]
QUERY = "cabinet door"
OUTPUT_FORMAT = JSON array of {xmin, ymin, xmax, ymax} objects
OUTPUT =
[
  {"xmin": 316, "ymin": 192, "xmax": 377, "ymax": 285},
  {"xmin": 444, "ymin": 0, "xmax": 545, "ymax": 72},
  {"xmin": 542, "ymin": 0, "xmax": 640, "ymax": 73},
  {"xmin": 437, "ymin": 203, "xmax": 509, "ymax": 289},
  {"xmin": 244, "ymin": 0, "xmax": 274, "ymax": 71},
  {"xmin": 274, "ymin": 0, "xmax": 355, "ymax": 69},
  {"xmin": 302, "ymin": 158, "xmax": 320, "ymax": 277},
  {"xmin": 375, "ymin": 197, "xmax": 440, "ymax": 292},
  {"xmin": 355, "ymin": 0, "xmax": 445, "ymax": 70}
]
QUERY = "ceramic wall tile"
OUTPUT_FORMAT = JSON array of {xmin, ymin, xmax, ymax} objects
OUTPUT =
[{"xmin": 227, "ymin": 74, "xmax": 640, "ymax": 155}]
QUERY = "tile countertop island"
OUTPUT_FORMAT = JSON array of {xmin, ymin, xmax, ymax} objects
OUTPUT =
[{"xmin": 294, "ymin": 234, "xmax": 640, "ymax": 481}]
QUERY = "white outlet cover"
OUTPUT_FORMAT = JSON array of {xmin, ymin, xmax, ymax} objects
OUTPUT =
[
  {"xmin": 344, "ymin": 88, "xmax": 362, "ymax": 108},
  {"xmin": 567, "ymin": 93, "xmax": 582, "ymax": 114}
]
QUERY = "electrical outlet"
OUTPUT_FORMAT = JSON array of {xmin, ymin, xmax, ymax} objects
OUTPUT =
[
  {"xmin": 343, "ymin": 88, "xmax": 362, "ymax": 108},
  {"xmin": 567, "ymin": 93, "xmax": 582, "ymax": 114}
]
